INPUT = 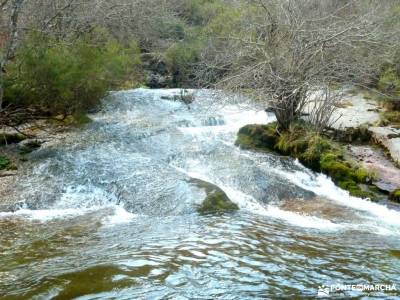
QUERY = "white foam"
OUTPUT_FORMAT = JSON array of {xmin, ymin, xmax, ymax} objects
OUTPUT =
[
  {"xmin": 270, "ymin": 162, "xmax": 400, "ymax": 229},
  {"xmin": 176, "ymin": 167, "xmax": 342, "ymax": 230},
  {"xmin": 0, "ymin": 208, "xmax": 89, "ymax": 221},
  {"xmin": 103, "ymin": 205, "xmax": 137, "ymax": 225}
]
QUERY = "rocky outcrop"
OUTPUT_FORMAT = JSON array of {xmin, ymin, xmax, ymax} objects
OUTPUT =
[
  {"xmin": 348, "ymin": 145, "xmax": 400, "ymax": 193},
  {"xmin": 141, "ymin": 53, "xmax": 173, "ymax": 88},
  {"xmin": 329, "ymin": 94, "xmax": 381, "ymax": 130},
  {"xmin": 369, "ymin": 126, "xmax": 400, "ymax": 165}
]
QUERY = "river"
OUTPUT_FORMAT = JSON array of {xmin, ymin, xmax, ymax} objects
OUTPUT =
[{"xmin": 0, "ymin": 89, "xmax": 399, "ymax": 299}]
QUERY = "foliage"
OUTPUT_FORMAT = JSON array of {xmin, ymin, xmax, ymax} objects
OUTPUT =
[
  {"xmin": 180, "ymin": 0, "xmax": 225, "ymax": 26},
  {"xmin": 0, "ymin": 155, "xmax": 11, "ymax": 170},
  {"xmin": 4, "ymin": 30, "xmax": 142, "ymax": 115},
  {"xmin": 378, "ymin": 68, "xmax": 400, "ymax": 101},
  {"xmin": 389, "ymin": 189, "xmax": 400, "ymax": 203},
  {"xmin": 381, "ymin": 110, "xmax": 400, "ymax": 125},
  {"xmin": 164, "ymin": 40, "xmax": 203, "ymax": 85}
]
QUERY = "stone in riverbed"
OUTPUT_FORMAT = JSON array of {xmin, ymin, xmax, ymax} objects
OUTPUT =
[
  {"xmin": 18, "ymin": 139, "xmax": 43, "ymax": 155},
  {"xmin": 189, "ymin": 178, "xmax": 239, "ymax": 214}
]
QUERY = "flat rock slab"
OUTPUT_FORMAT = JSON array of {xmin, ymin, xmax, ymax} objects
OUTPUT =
[
  {"xmin": 331, "ymin": 94, "xmax": 381, "ymax": 130},
  {"xmin": 303, "ymin": 90, "xmax": 381, "ymax": 130},
  {"xmin": 369, "ymin": 126, "xmax": 400, "ymax": 165},
  {"xmin": 349, "ymin": 145, "xmax": 400, "ymax": 193}
]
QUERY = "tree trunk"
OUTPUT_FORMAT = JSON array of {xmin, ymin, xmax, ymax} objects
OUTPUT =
[{"xmin": 0, "ymin": 0, "xmax": 25, "ymax": 109}]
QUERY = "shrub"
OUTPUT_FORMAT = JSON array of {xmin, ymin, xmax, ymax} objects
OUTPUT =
[
  {"xmin": 164, "ymin": 40, "xmax": 203, "ymax": 85},
  {"xmin": 4, "ymin": 30, "xmax": 142, "ymax": 115},
  {"xmin": 0, "ymin": 156, "xmax": 11, "ymax": 170}
]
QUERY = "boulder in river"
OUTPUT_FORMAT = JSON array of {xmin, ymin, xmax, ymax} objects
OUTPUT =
[{"xmin": 189, "ymin": 178, "xmax": 239, "ymax": 214}]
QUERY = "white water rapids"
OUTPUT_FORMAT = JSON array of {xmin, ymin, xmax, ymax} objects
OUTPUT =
[{"xmin": 0, "ymin": 89, "xmax": 399, "ymax": 299}]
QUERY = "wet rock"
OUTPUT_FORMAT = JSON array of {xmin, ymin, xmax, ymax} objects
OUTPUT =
[
  {"xmin": 236, "ymin": 123, "xmax": 278, "ymax": 151},
  {"xmin": 148, "ymin": 73, "xmax": 173, "ymax": 88},
  {"xmin": 189, "ymin": 178, "xmax": 239, "ymax": 214},
  {"xmin": 18, "ymin": 139, "xmax": 43, "ymax": 155},
  {"xmin": 349, "ymin": 145, "xmax": 400, "ymax": 194},
  {"xmin": 160, "ymin": 90, "xmax": 194, "ymax": 105},
  {"xmin": 369, "ymin": 126, "xmax": 400, "ymax": 165}
]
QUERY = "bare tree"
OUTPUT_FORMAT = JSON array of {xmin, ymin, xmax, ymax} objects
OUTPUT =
[
  {"xmin": 199, "ymin": 0, "xmax": 400, "ymax": 131},
  {"xmin": 0, "ymin": 0, "xmax": 25, "ymax": 109}
]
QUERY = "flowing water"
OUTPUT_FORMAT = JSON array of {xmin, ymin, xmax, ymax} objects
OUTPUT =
[{"xmin": 1, "ymin": 89, "xmax": 400, "ymax": 299}]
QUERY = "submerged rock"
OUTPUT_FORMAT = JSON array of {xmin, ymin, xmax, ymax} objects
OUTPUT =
[{"xmin": 189, "ymin": 178, "xmax": 239, "ymax": 214}]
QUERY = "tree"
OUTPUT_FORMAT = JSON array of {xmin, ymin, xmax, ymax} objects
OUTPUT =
[
  {"xmin": 0, "ymin": 0, "xmax": 25, "ymax": 109},
  {"xmin": 199, "ymin": 0, "xmax": 400, "ymax": 131}
]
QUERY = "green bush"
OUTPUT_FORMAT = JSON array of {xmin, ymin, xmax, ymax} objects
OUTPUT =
[
  {"xmin": 378, "ymin": 68, "xmax": 400, "ymax": 99},
  {"xmin": 0, "ymin": 156, "xmax": 11, "ymax": 170},
  {"xmin": 4, "ymin": 30, "xmax": 142, "ymax": 115},
  {"xmin": 164, "ymin": 40, "xmax": 203, "ymax": 85},
  {"xmin": 181, "ymin": 0, "xmax": 226, "ymax": 26}
]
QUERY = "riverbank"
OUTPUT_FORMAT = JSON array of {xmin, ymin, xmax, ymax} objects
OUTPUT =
[
  {"xmin": 0, "ymin": 118, "xmax": 79, "ymax": 207},
  {"xmin": 237, "ymin": 88, "xmax": 400, "ymax": 203}
]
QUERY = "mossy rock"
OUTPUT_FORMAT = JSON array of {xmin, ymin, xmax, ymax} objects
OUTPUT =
[
  {"xmin": 190, "ymin": 178, "xmax": 239, "ymax": 214},
  {"xmin": 389, "ymin": 189, "xmax": 400, "ymax": 203},
  {"xmin": 390, "ymin": 249, "xmax": 400, "ymax": 259},
  {"xmin": 58, "ymin": 112, "xmax": 92, "ymax": 127},
  {"xmin": 199, "ymin": 190, "xmax": 239, "ymax": 214},
  {"xmin": 18, "ymin": 140, "xmax": 42, "ymax": 155},
  {"xmin": 236, "ymin": 123, "xmax": 278, "ymax": 152}
]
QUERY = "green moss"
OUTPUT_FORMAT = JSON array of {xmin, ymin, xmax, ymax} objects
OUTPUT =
[
  {"xmin": 198, "ymin": 190, "xmax": 239, "ymax": 214},
  {"xmin": 389, "ymin": 189, "xmax": 400, "ymax": 203},
  {"xmin": 0, "ymin": 156, "xmax": 11, "ymax": 170},
  {"xmin": 381, "ymin": 111, "xmax": 400, "ymax": 125},
  {"xmin": 378, "ymin": 68, "xmax": 400, "ymax": 99},
  {"xmin": 63, "ymin": 113, "xmax": 92, "ymax": 127},
  {"xmin": 190, "ymin": 178, "xmax": 239, "ymax": 214},
  {"xmin": 236, "ymin": 123, "xmax": 278, "ymax": 152},
  {"xmin": 390, "ymin": 249, "xmax": 400, "ymax": 259},
  {"xmin": 236, "ymin": 122, "xmax": 379, "ymax": 200}
]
